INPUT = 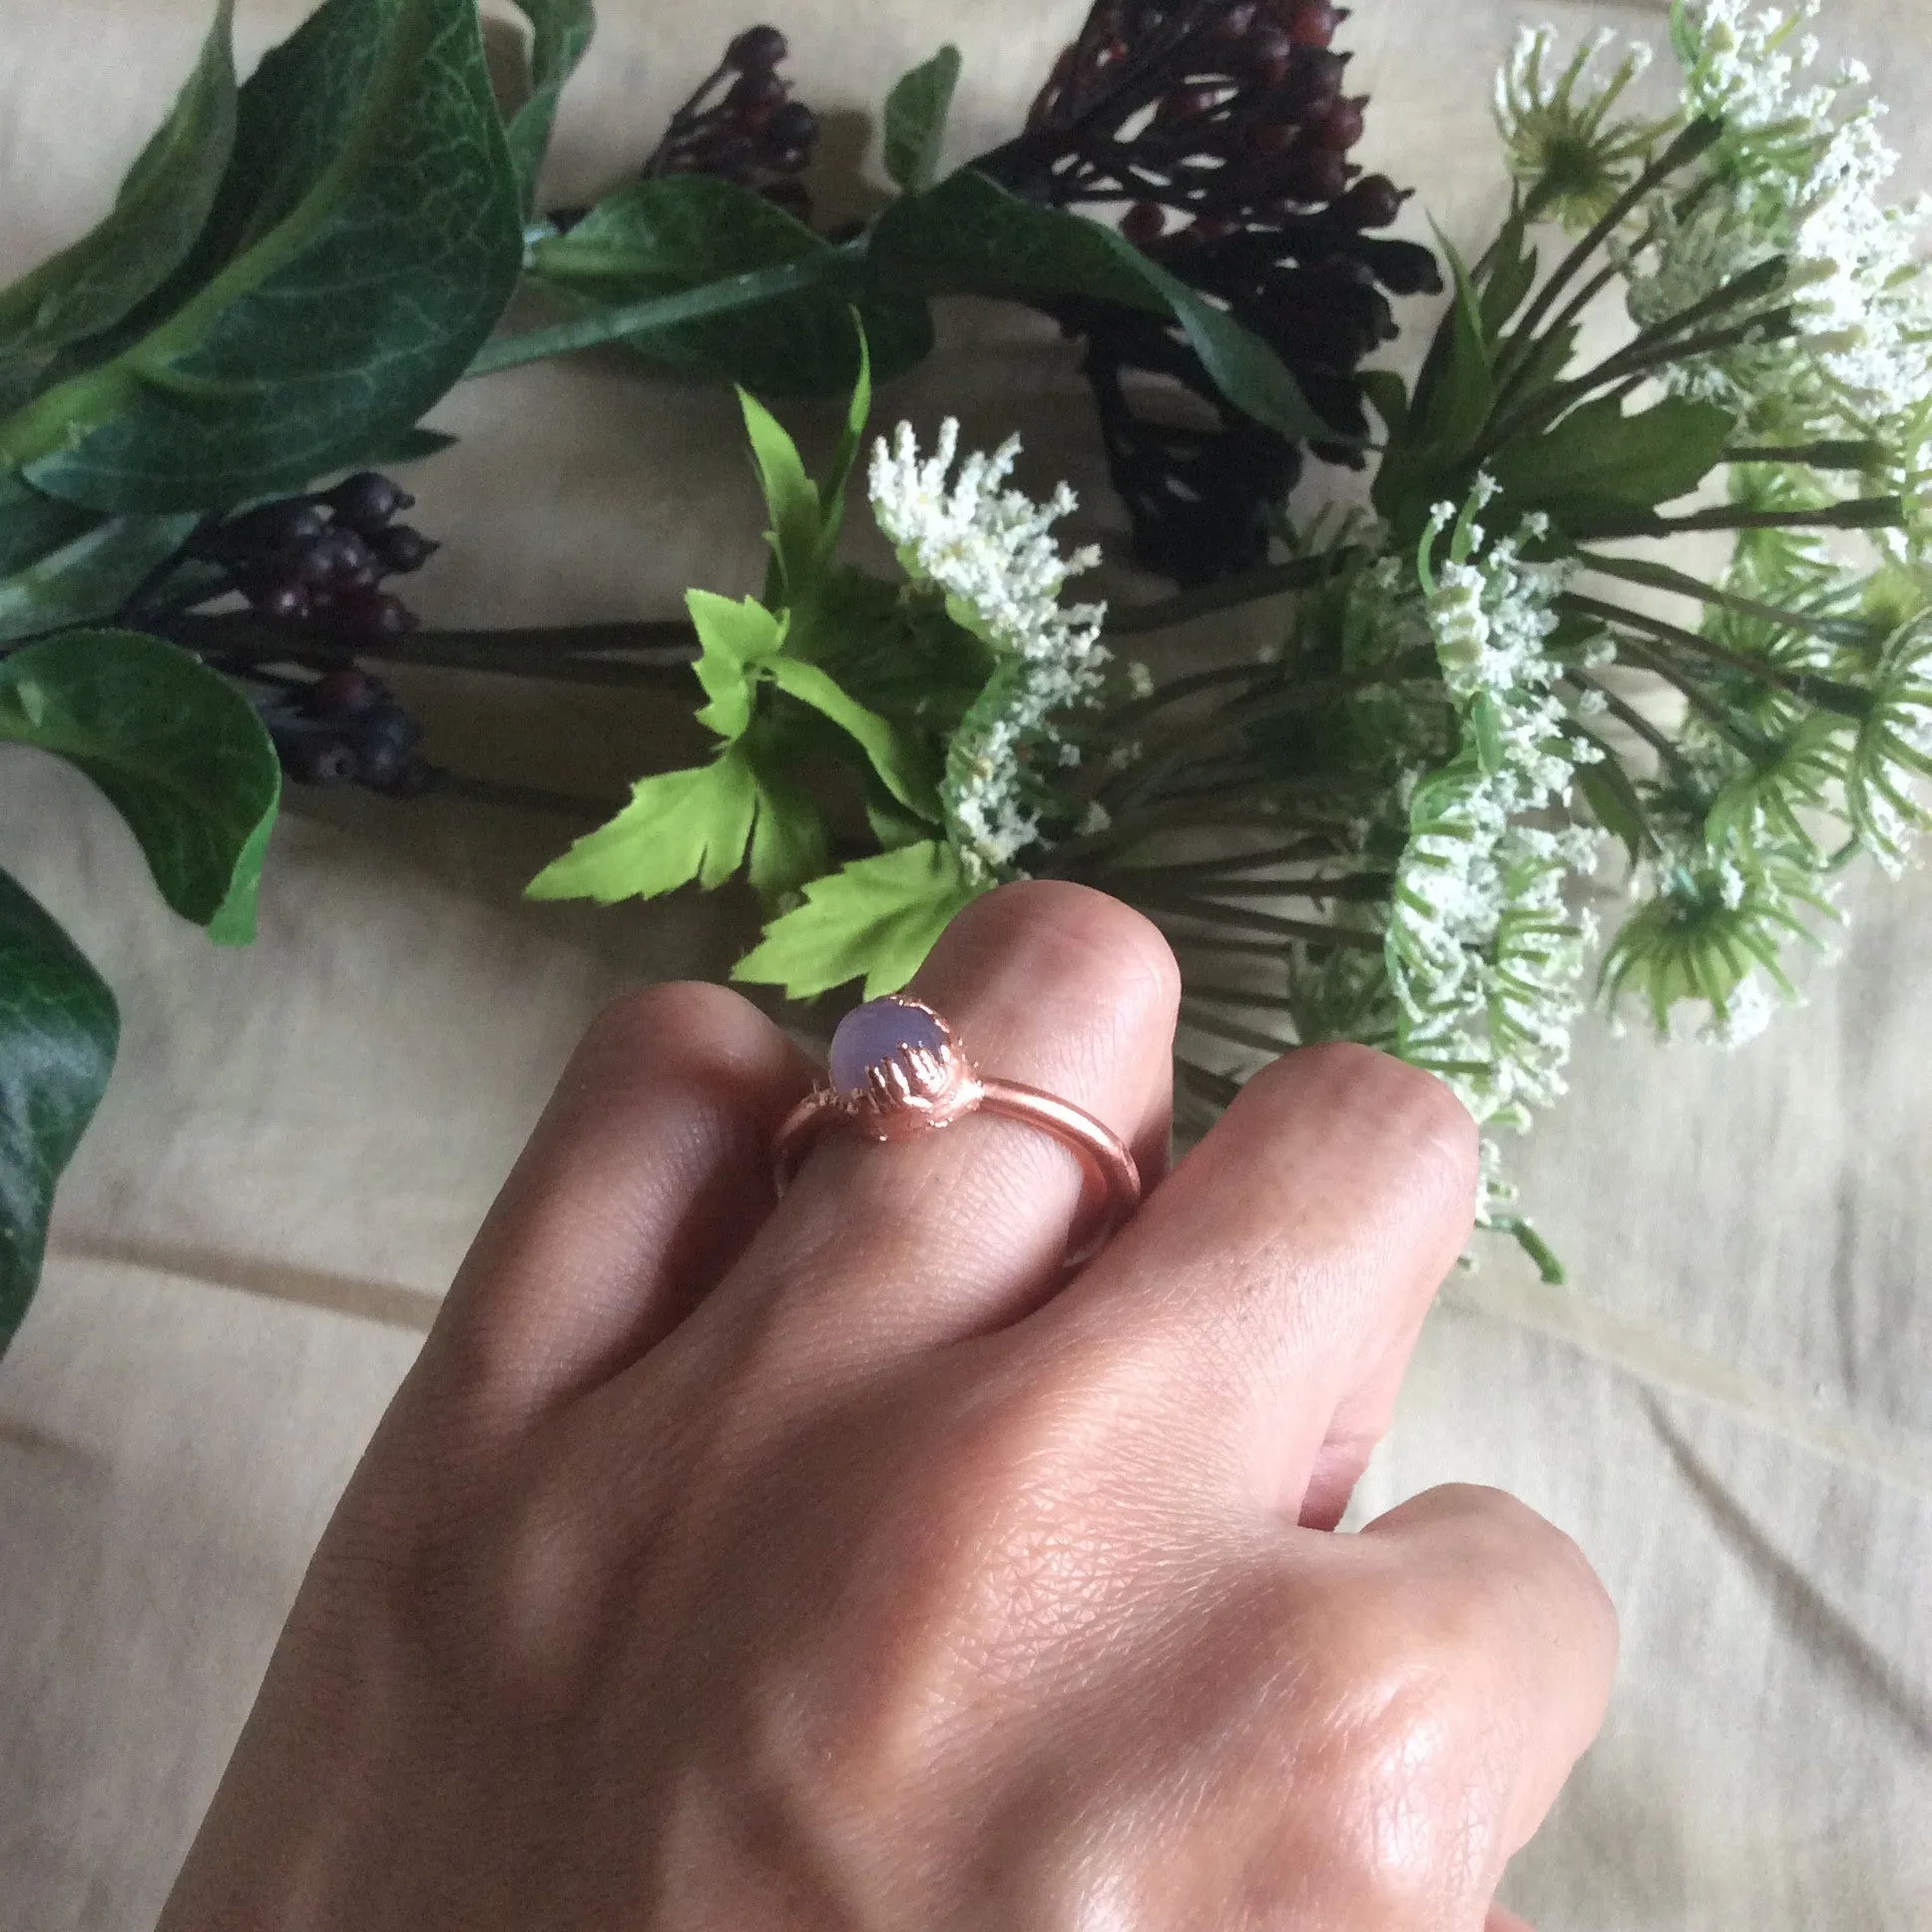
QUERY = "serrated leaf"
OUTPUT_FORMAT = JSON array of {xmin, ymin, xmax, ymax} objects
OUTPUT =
[
  {"xmin": 870, "ymin": 170, "xmax": 1334, "ymax": 443},
  {"xmin": 0, "ymin": 628, "xmax": 280, "ymax": 936},
  {"xmin": 688, "ymin": 589, "xmax": 786, "ymax": 737},
  {"xmin": 1477, "ymin": 214, "xmax": 1538, "ymax": 341},
  {"xmin": 882, "ymin": 46, "xmax": 962, "ymax": 195},
  {"xmin": 0, "ymin": 512, "xmax": 198, "ymax": 644},
  {"xmin": 0, "ymin": 869, "xmax": 120, "ymax": 1353},
  {"xmin": 745, "ymin": 758, "xmax": 830, "ymax": 900},
  {"xmin": 739, "ymin": 389, "xmax": 822, "ymax": 603},
  {"xmin": 732, "ymin": 839, "xmax": 987, "ymax": 999},
  {"xmin": 527, "ymin": 174, "xmax": 932, "ymax": 397},
  {"xmin": 1408, "ymin": 236, "xmax": 1493, "ymax": 459},
  {"xmin": 764, "ymin": 655, "xmax": 940, "ymax": 815},
  {"xmin": 0, "ymin": 0, "xmax": 237, "ymax": 375},
  {"xmin": 1489, "ymin": 392, "xmax": 1736, "ymax": 527},
  {"xmin": 3, "ymin": 0, "xmax": 522, "ymax": 513},
  {"xmin": 527, "ymin": 751, "xmax": 759, "ymax": 903},
  {"xmin": 501, "ymin": 0, "xmax": 597, "ymax": 216}
]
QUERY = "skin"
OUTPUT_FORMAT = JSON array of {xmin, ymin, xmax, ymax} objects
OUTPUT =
[{"xmin": 158, "ymin": 881, "xmax": 1616, "ymax": 1932}]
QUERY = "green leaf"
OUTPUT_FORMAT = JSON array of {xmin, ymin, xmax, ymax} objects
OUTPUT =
[
  {"xmin": 527, "ymin": 175, "xmax": 932, "ymax": 396},
  {"xmin": 1358, "ymin": 368, "xmax": 1408, "ymax": 439},
  {"xmin": 870, "ymin": 170, "xmax": 1334, "ymax": 442},
  {"xmin": 817, "ymin": 330, "xmax": 873, "ymax": 570},
  {"xmin": 0, "ymin": 0, "xmax": 237, "ymax": 375},
  {"xmin": 732, "ymin": 839, "xmax": 988, "ymax": 998},
  {"xmin": 1408, "ymin": 236, "xmax": 1494, "ymax": 459},
  {"xmin": 3, "ymin": 0, "xmax": 522, "ymax": 513},
  {"xmin": 501, "ymin": 0, "xmax": 597, "ymax": 216},
  {"xmin": 739, "ymin": 389, "xmax": 823, "ymax": 603},
  {"xmin": 1489, "ymin": 392, "xmax": 1736, "ymax": 530},
  {"xmin": 0, "ymin": 869, "xmax": 120, "ymax": 1354},
  {"xmin": 882, "ymin": 46, "xmax": 963, "ymax": 195},
  {"xmin": 764, "ymin": 656, "xmax": 940, "ymax": 815},
  {"xmin": 1476, "ymin": 212, "xmax": 1538, "ymax": 342},
  {"xmin": 0, "ymin": 628, "xmax": 280, "ymax": 936},
  {"xmin": 0, "ymin": 512, "xmax": 198, "ymax": 643},
  {"xmin": 687, "ymin": 589, "xmax": 786, "ymax": 737},
  {"xmin": 359, "ymin": 424, "xmax": 459, "ymax": 466},
  {"xmin": 0, "ymin": 469, "xmax": 99, "ymax": 577},
  {"xmin": 527, "ymin": 750, "xmax": 759, "ymax": 903},
  {"xmin": 744, "ymin": 756, "xmax": 830, "ymax": 900}
]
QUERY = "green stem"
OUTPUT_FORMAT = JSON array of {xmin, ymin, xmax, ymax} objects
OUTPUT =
[
  {"xmin": 1560, "ymin": 591, "xmax": 1873, "ymax": 717},
  {"xmin": 1726, "ymin": 440, "xmax": 1884, "ymax": 468},
  {"xmin": 1095, "ymin": 837, "xmax": 1337, "ymax": 881},
  {"xmin": 1575, "ymin": 552, "xmax": 1877, "ymax": 649},
  {"xmin": 1177, "ymin": 1000, "xmax": 1295, "ymax": 1058},
  {"xmin": 1102, "ymin": 551, "xmax": 1356, "ymax": 636},
  {"xmin": 1135, "ymin": 888, "xmax": 1385, "ymax": 949},
  {"xmin": 1102, "ymin": 659, "xmax": 1279, "ymax": 732},
  {"xmin": 1568, "ymin": 495, "xmax": 1901, "ymax": 543},
  {"xmin": 1175, "ymin": 1058, "xmax": 1245, "ymax": 1109},
  {"xmin": 1561, "ymin": 669, "xmax": 1693, "ymax": 777},
  {"xmin": 465, "ymin": 247, "xmax": 859, "ymax": 377},
  {"xmin": 1492, "ymin": 116, "xmax": 1724, "ymax": 381}
]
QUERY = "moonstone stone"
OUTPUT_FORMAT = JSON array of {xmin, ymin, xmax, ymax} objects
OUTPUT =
[{"xmin": 828, "ymin": 997, "xmax": 947, "ymax": 1097}]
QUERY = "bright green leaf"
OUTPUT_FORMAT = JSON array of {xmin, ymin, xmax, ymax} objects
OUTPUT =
[
  {"xmin": 0, "ymin": 628, "xmax": 280, "ymax": 936},
  {"xmin": 882, "ymin": 46, "xmax": 962, "ymax": 195},
  {"xmin": 816, "ymin": 329, "xmax": 873, "ymax": 571},
  {"xmin": 688, "ymin": 589, "xmax": 785, "ymax": 737},
  {"xmin": 527, "ymin": 750, "xmax": 759, "ymax": 903},
  {"xmin": 501, "ymin": 0, "xmax": 597, "ymax": 216},
  {"xmin": 869, "ymin": 170, "xmax": 1334, "ymax": 443},
  {"xmin": 0, "ymin": 0, "xmax": 238, "ymax": 376},
  {"xmin": 0, "ymin": 512, "xmax": 198, "ymax": 644},
  {"xmin": 739, "ymin": 389, "xmax": 822, "ymax": 603},
  {"xmin": 764, "ymin": 655, "xmax": 940, "ymax": 815},
  {"xmin": 527, "ymin": 174, "xmax": 932, "ymax": 396},
  {"xmin": 732, "ymin": 839, "xmax": 988, "ymax": 999},
  {"xmin": 5, "ymin": 0, "xmax": 523, "ymax": 513},
  {"xmin": 744, "ymin": 759, "xmax": 830, "ymax": 900},
  {"xmin": 0, "ymin": 869, "xmax": 120, "ymax": 1354}
]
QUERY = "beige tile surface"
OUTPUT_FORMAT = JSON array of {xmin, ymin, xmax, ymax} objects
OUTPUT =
[{"xmin": 1, "ymin": 2, "xmax": 1928, "ymax": 1928}]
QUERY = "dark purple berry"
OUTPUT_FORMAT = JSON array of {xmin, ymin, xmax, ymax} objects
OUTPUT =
[
  {"xmin": 288, "ymin": 736, "xmax": 358, "ymax": 786},
  {"xmin": 323, "ymin": 471, "xmax": 413, "ymax": 533},
  {"xmin": 1313, "ymin": 95, "xmax": 1365, "ymax": 151},
  {"xmin": 1338, "ymin": 173, "xmax": 1403, "ymax": 228},
  {"xmin": 330, "ymin": 589, "xmax": 418, "ymax": 643},
  {"xmin": 224, "ymin": 499, "xmax": 327, "ymax": 551},
  {"xmin": 763, "ymin": 100, "xmax": 817, "ymax": 150},
  {"xmin": 1283, "ymin": 0, "xmax": 1340, "ymax": 45},
  {"xmin": 1210, "ymin": 2, "xmax": 1258, "ymax": 41},
  {"xmin": 1121, "ymin": 201, "xmax": 1168, "ymax": 246},
  {"xmin": 254, "ymin": 580, "xmax": 311, "ymax": 622},
  {"xmin": 307, "ymin": 668, "xmax": 379, "ymax": 719},
  {"xmin": 726, "ymin": 24, "xmax": 787, "ymax": 71},
  {"xmin": 371, "ymin": 525, "xmax": 438, "ymax": 575}
]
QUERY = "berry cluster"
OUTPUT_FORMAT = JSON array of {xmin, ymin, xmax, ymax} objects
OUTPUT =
[
  {"xmin": 255, "ymin": 666, "xmax": 428, "ymax": 795},
  {"xmin": 189, "ymin": 472, "xmax": 438, "ymax": 647},
  {"xmin": 643, "ymin": 25, "xmax": 821, "ymax": 223},
  {"xmin": 974, "ymin": 0, "xmax": 1440, "ymax": 584}
]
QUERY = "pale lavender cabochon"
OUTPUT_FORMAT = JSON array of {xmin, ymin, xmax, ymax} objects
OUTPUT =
[{"xmin": 828, "ymin": 998, "xmax": 949, "ymax": 1096}]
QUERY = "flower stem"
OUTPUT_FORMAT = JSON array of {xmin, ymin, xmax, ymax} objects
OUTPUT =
[
  {"xmin": 1575, "ymin": 552, "xmax": 1877, "ymax": 649},
  {"xmin": 1102, "ymin": 551, "xmax": 1357, "ymax": 636}
]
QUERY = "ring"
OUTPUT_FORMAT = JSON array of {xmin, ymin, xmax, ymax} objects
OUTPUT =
[{"xmin": 774, "ymin": 995, "xmax": 1142, "ymax": 1265}]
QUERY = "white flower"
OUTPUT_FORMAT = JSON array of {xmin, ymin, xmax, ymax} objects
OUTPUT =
[{"xmin": 870, "ymin": 420, "xmax": 1111, "ymax": 882}]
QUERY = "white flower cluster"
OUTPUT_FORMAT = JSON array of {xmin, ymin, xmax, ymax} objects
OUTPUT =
[
  {"xmin": 1385, "ymin": 492, "xmax": 1602, "ymax": 1129},
  {"xmin": 869, "ymin": 420, "xmax": 1110, "ymax": 882},
  {"xmin": 1493, "ymin": 23, "xmax": 1661, "ymax": 226},
  {"xmin": 1625, "ymin": 0, "xmax": 1932, "ymax": 430}
]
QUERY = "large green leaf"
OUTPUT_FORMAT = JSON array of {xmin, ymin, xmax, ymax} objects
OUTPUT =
[
  {"xmin": 1, "ymin": 0, "xmax": 522, "ymax": 513},
  {"xmin": 527, "ymin": 174, "xmax": 933, "ymax": 396},
  {"xmin": 732, "ymin": 838, "xmax": 987, "ymax": 999},
  {"xmin": 869, "ymin": 170, "xmax": 1334, "ymax": 443},
  {"xmin": 0, "ymin": 628, "xmax": 280, "ymax": 939},
  {"xmin": 882, "ymin": 46, "xmax": 962, "ymax": 195},
  {"xmin": 0, "ymin": 471, "xmax": 98, "ymax": 578},
  {"xmin": 0, "ymin": 0, "xmax": 238, "ymax": 376},
  {"xmin": 764, "ymin": 656, "xmax": 939, "ymax": 816},
  {"xmin": 501, "ymin": 0, "xmax": 597, "ymax": 216},
  {"xmin": 0, "ymin": 869, "xmax": 119, "ymax": 1354},
  {"xmin": 0, "ymin": 513, "xmax": 198, "ymax": 644}
]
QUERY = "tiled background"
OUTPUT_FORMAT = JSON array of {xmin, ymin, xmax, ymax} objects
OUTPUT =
[{"xmin": 1, "ymin": 2, "xmax": 1928, "ymax": 1926}]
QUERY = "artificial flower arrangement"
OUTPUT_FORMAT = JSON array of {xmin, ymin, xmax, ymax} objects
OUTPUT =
[{"xmin": 0, "ymin": 0, "xmax": 1926, "ymax": 1347}]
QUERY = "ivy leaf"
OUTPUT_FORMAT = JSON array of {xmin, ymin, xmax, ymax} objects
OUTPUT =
[
  {"xmin": 0, "ymin": 513, "xmax": 198, "ymax": 644},
  {"xmin": 0, "ymin": 628, "xmax": 280, "ymax": 939},
  {"xmin": 0, "ymin": 869, "xmax": 120, "ymax": 1354},
  {"xmin": 527, "ymin": 751, "xmax": 760, "ymax": 903},
  {"xmin": 688, "ymin": 589, "xmax": 786, "ymax": 737},
  {"xmin": 732, "ymin": 839, "xmax": 987, "ymax": 999},
  {"xmin": 882, "ymin": 46, "xmax": 963, "ymax": 196},
  {"xmin": 764, "ymin": 656, "xmax": 940, "ymax": 816},
  {"xmin": 4, "ymin": 0, "xmax": 523, "ymax": 513},
  {"xmin": 870, "ymin": 170, "xmax": 1333, "ymax": 443},
  {"xmin": 527, "ymin": 174, "xmax": 931, "ymax": 397},
  {"xmin": 1488, "ymin": 392, "xmax": 1737, "ymax": 530},
  {"xmin": 0, "ymin": 0, "xmax": 238, "ymax": 375},
  {"xmin": 500, "ymin": 0, "xmax": 597, "ymax": 217}
]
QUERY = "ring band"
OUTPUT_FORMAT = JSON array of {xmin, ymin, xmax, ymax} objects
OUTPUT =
[{"xmin": 773, "ymin": 995, "xmax": 1142, "ymax": 1265}]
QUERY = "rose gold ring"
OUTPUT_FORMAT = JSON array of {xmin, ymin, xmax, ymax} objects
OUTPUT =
[{"xmin": 773, "ymin": 995, "xmax": 1142, "ymax": 1266}]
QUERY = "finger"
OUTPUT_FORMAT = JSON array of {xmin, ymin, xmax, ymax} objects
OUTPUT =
[
  {"xmin": 420, "ymin": 981, "xmax": 815, "ymax": 1421},
  {"xmin": 1486, "ymin": 1906, "xmax": 1536, "ymax": 1932},
  {"xmin": 1027, "ymin": 1043, "xmax": 1477, "ymax": 1524},
  {"xmin": 701, "ymin": 881, "xmax": 1179, "ymax": 1365},
  {"xmin": 1358, "ymin": 1484, "xmax": 1618, "ymax": 1866}
]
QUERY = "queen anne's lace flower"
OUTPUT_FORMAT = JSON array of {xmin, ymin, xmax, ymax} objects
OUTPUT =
[{"xmin": 870, "ymin": 421, "xmax": 1111, "ymax": 882}]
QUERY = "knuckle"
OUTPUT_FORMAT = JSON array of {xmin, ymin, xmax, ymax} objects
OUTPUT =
[
  {"xmin": 577, "ymin": 979, "xmax": 767, "ymax": 1080},
  {"xmin": 958, "ymin": 880, "xmax": 1183, "ymax": 1017}
]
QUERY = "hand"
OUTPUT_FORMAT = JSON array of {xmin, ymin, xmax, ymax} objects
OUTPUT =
[{"xmin": 159, "ymin": 883, "xmax": 1614, "ymax": 1931}]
